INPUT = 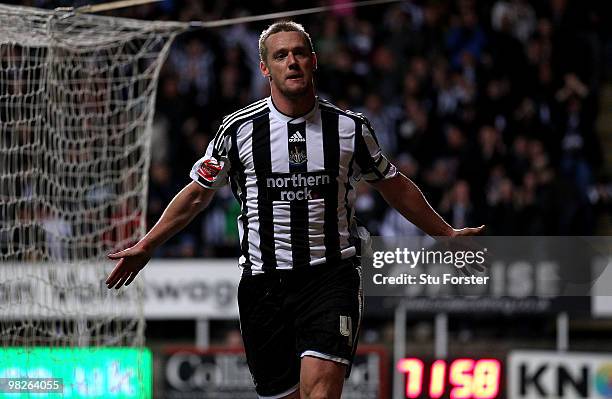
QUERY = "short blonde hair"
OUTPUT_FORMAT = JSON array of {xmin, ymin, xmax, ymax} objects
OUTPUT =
[{"xmin": 258, "ymin": 21, "xmax": 314, "ymax": 63}]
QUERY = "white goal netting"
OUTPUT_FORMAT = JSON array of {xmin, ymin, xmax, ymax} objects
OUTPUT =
[{"xmin": 0, "ymin": 2, "xmax": 185, "ymax": 379}]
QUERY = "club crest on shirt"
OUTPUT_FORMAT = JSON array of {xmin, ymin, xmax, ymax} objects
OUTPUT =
[
  {"xmin": 197, "ymin": 159, "xmax": 222, "ymax": 182},
  {"xmin": 289, "ymin": 147, "xmax": 307, "ymax": 165}
]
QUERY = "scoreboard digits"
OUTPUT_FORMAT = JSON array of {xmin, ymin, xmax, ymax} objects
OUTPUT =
[{"xmin": 397, "ymin": 358, "xmax": 502, "ymax": 399}]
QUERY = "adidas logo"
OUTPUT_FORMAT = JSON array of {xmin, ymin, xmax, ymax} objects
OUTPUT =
[{"xmin": 289, "ymin": 131, "xmax": 306, "ymax": 143}]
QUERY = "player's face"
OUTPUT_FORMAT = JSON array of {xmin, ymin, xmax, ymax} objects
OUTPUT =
[{"xmin": 260, "ymin": 31, "xmax": 317, "ymax": 99}]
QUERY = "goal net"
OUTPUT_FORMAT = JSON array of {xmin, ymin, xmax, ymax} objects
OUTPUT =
[{"xmin": 0, "ymin": 3, "xmax": 185, "ymax": 395}]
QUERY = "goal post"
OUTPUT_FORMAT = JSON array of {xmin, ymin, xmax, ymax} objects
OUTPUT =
[{"xmin": 0, "ymin": 4, "xmax": 185, "ymax": 396}]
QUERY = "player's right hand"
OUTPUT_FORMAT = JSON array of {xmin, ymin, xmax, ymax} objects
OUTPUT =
[{"xmin": 105, "ymin": 245, "xmax": 151, "ymax": 289}]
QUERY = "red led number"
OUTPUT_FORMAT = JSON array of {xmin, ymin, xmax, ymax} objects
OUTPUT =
[
  {"xmin": 429, "ymin": 359, "xmax": 446, "ymax": 398},
  {"xmin": 397, "ymin": 358, "xmax": 423, "ymax": 398},
  {"xmin": 449, "ymin": 359, "xmax": 475, "ymax": 399},
  {"xmin": 398, "ymin": 358, "xmax": 501, "ymax": 399},
  {"xmin": 473, "ymin": 359, "xmax": 500, "ymax": 399}
]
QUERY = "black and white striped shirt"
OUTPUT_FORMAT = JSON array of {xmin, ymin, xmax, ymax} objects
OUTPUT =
[{"xmin": 190, "ymin": 97, "xmax": 397, "ymax": 275}]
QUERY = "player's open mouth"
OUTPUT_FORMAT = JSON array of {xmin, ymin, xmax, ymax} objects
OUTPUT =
[{"xmin": 286, "ymin": 74, "xmax": 303, "ymax": 80}]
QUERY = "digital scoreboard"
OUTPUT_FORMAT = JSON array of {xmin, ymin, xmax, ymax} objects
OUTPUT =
[{"xmin": 397, "ymin": 358, "xmax": 502, "ymax": 399}]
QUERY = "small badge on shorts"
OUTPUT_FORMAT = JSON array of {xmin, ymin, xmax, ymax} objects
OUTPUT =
[{"xmin": 340, "ymin": 315, "xmax": 352, "ymax": 345}]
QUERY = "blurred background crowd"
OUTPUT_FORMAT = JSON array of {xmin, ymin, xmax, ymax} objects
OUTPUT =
[
  {"xmin": 19, "ymin": 0, "xmax": 612, "ymax": 258},
  {"xmin": 148, "ymin": 0, "xmax": 612, "ymax": 258}
]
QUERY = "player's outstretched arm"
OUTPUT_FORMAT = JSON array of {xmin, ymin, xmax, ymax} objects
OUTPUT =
[
  {"xmin": 105, "ymin": 182, "xmax": 215, "ymax": 289},
  {"xmin": 370, "ymin": 173, "xmax": 484, "ymax": 237}
]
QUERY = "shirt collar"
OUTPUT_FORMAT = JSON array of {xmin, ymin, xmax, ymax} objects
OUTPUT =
[{"xmin": 267, "ymin": 96, "xmax": 319, "ymax": 124}]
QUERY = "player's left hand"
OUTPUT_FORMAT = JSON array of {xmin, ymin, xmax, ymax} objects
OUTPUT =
[
  {"xmin": 448, "ymin": 225, "xmax": 487, "ymax": 276},
  {"xmin": 105, "ymin": 245, "xmax": 151, "ymax": 289},
  {"xmin": 451, "ymin": 225, "xmax": 486, "ymax": 237}
]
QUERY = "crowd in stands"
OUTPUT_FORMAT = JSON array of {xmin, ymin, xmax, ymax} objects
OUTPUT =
[
  {"xmin": 20, "ymin": 0, "xmax": 612, "ymax": 257},
  {"xmin": 141, "ymin": 0, "xmax": 611, "ymax": 258}
]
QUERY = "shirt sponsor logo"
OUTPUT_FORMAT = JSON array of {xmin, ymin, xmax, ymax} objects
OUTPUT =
[
  {"xmin": 197, "ymin": 159, "xmax": 222, "ymax": 182},
  {"xmin": 265, "ymin": 171, "xmax": 334, "ymax": 201}
]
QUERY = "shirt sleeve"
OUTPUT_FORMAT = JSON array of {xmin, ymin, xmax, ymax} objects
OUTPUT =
[
  {"xmin": 354, "ymin": 115, "xmax": 398, "ymax": 182},
  {"xmin": 189, "ymin": 125, "xmax": 231, "ymax": 189}
]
